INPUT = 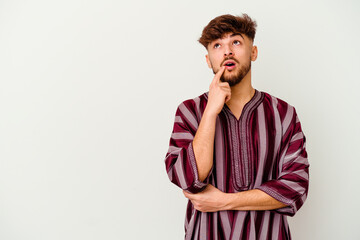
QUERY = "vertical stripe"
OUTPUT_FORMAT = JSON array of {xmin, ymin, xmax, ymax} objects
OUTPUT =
[
  {"xmin": 173, "ymin": 152, "xmax": 188, "ymax": 189},
  {"xmin": 254, "ymin": 103, "xmax": 266, "ymax": 187},
  {"xmin": 259, "ymin": 211, "xmax": 270, "ymax": 239},
  {"xmin": 213, "ymin": 211, "xmax": 219, "ymax": 240},
  {"xmin": 185, "ymin": 210, "xmax": 197, "ymax": 240},
  {"xmin": 271, "ymin": 96, "xmax": 282, "ymax": 168},
  {"xmin": 271, "ymin": 214, "xmax": 281, "ymax": 239},
  {"xmin": 282, "ymin": 106, "xmax": 294, "ymax": 136},
  {"xmin": 215, "ymin": 115, "xmax": 232, "ymax": 239},
  {"xmin": 193, "ymin": 96, "xmax": 202, "ymax": 121},
  {"xmin": 200, "ymin": 212, "xmax": 208, "ymax": 239},
  {"xmin": 230, "ymin": 211, "xmax": 247, "ymax": 240},
  {"xmin": 219, "ymin": 211, "xmax": 231, "ymax": 240},
  {"xmin": 215, "ymin": 116, "xmax": 225, "ymax": 191},
  {"xmin": 248, "ymin": 211, "xmax": 257, "ymax": 240},
  {"xmin": 193, "ymin": 214, "xmax": 201, "ymax": 240}
]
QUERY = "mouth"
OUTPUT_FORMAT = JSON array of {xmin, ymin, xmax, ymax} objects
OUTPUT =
[{"xmin": 223, "ymin": 60, "xmax": 237, "ymax": 70}]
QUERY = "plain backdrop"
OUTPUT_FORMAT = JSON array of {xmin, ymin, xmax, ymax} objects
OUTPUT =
[{"xmin": 0, "ymin": 0, "xmax": 359, "ymax": 239}]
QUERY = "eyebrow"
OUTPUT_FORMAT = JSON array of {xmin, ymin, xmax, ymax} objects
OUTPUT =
[{"xmin": 230, "ymin": 33, "xmax": 244, "ymax": 40}]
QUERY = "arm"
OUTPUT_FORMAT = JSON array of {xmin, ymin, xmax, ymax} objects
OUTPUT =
[
  {"xmin": 183, "ymin": 107, "xmax": 309, "ymax": 215},
  {"xmin": 183, "ymin": 185, "xmax": 287, "ymax": 212},
  {"xmin": 165, "ymin": 66, "xmax": 230, "ymax": 193},
  {"xmin": 195, "ymin": 65, "xmax": 229, "ymax": 181},
  {"xmin": 255, "ymin": 107, "xmax": 309, "ymax": 216},
  {"xmin": 225, "ymin": 189, "xmax": 288, "ymax": 211},
  {"xmin": 164, "ymin": 103, "xmax": 216, "ymax": 194},
  {"xmin": 192, "ymin": 109, "xmax": 217, "ymax": 181}
]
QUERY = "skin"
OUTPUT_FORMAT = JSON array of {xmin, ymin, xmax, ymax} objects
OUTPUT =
[{"xmin": 182, "ymin": 32, "xmax": 288, "ymax": 212}]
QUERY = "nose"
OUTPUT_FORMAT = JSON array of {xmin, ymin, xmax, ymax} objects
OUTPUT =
[{"xmin": 224, "ymin": 45, "xmax": 233, "ymax": 57}]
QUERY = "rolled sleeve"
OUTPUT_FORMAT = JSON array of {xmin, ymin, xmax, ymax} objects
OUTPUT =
[{"xmin": 164, "ymin": 101, "xmax": 213, "ymax": 194}]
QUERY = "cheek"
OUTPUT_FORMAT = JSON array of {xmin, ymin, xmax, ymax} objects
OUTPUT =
[{"xmin": 209, "ymin": 55, "xmax": 221, "ymax": 67}]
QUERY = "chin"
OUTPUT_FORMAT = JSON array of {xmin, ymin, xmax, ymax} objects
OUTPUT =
[{"xmin": 221, "ymin": 73, "xmax": 243, "ymax": 86}]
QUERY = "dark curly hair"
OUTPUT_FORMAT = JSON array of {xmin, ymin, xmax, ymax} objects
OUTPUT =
[{"xmin": 198, "ymin": 14, "xmax": 257, "ymax": 49}]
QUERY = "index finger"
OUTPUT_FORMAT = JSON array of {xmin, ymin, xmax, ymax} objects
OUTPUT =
[{"xmin": 213, "ymin": 66, "xmax": 226, "ymax": 84}]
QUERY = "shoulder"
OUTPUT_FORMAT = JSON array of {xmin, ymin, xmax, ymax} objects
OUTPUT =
[
  {"xmin": 174, "ymin": 92, "xmax": 208, "ymax": 127},
  {"xmin": 259, "ymin": 90, "xmax": 302, "ymax": 135},
  {"xmin": 261, "ymin": 90, "xmax": 295, "ymax": 110},
  {"xmin": 260, "ymin": 90, "xmax": 297, "ymax": 118},
  {"xmin": 176, "ymin": 91, "xmax": 208, "ymax": 115}
]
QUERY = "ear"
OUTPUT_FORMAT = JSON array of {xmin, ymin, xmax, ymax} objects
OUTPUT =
[
  {"xmin": 205, "ymin": 54, "xmax": 212, "ymax": 69},
  {"xmin": 251, "ymin": 45, "xmax": 258, "ymax": 61}
]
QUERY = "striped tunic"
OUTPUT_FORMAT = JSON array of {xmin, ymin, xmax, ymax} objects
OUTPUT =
[{"xmin": 164, "ymin": 89, "xmax": 309, "ymax": 240}]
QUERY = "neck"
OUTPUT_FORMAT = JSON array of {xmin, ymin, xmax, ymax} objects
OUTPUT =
[{"xmin": 227, "ymin": 70, "xmax": 255, "ymax": 106}]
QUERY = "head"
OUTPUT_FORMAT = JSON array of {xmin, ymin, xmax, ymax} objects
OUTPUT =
[{"xmin": 198, "ymin": 14, "xmax": 258, "ymax": 86}]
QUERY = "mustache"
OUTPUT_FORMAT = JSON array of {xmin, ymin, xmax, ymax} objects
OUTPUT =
[{"xmin": 221, "ymin": 57, "xmax": 239, "ymax": 66}]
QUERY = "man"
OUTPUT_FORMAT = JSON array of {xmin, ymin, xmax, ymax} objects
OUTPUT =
[{"xmin": 164, "ymin": 14, "xmax": 309, "ymax": 240}]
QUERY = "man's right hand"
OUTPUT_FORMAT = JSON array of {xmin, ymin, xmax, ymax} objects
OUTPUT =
[{"xmin": 205, "ymin": 66, "xmax": 231, "ymax": 116}]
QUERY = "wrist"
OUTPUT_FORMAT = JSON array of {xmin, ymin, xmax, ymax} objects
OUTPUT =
[
  {"xmin": 223, "ymin": 192, "xmax": 236, "ymax": 211},
  {"xmin": 203, "ymin": 108, "xmax": 218, "ymax": 119}
]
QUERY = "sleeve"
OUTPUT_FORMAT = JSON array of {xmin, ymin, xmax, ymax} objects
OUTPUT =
[
  {"xmin": 164, "ymin": 101, "xmax": 214, "ymax": 194},
  {"xmin": 256, "ymin": 107, "xmax": 309, "ymax": 216}
]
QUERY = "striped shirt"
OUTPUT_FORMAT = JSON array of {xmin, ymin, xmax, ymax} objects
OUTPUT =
[{"xmin": 164, "ymin": 89, "xmax": 309, "ymax": 240}]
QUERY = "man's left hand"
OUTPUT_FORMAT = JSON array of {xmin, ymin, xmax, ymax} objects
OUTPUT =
[{"xmin": 182, "ymin": 184, "xmax": 231, "ymax": 212}]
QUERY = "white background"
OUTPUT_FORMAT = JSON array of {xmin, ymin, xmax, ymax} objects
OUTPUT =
[{"xmin": 1, "ymin": 0, "xmax": 359, "ymax": 239}]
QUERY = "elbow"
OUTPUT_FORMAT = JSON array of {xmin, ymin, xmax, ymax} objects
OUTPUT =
[{"xmin": 275, "ymin": 192, "xmax": 308, "ymax": 217}]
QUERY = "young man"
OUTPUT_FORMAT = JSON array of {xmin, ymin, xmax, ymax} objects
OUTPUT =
[{"xmin": 164, "ymin": 14, "xmax": 309, "ymax": 240}]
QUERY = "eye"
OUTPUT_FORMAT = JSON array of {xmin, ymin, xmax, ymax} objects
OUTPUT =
[
  {"xmin": 233, "ymin": 40, "xmax": 241, "ymax": 45},
  {"xmin": 214, "ymin": 43, "xmax": 220, "ymax": 49}
]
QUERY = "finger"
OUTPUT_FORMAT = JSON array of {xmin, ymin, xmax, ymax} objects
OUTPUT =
[
  {"xmin": 211, "ymin": 66, "xmax": 225, "ymax": 86},
  {"xmin": 220, "ymin": 86, "xmax": 231, "ymax": 93},
  {"xmin": 214, "ymin": 66, "xmax": 226, "ymax": 83},
  {"xmin": 218, "ymin": 82, "xmax": 230, "ymax": 88},
  {"xmin": 225, "ymin": 95, "xmax": 231, "ymax": 103},
  {"xmin": 183, "ymin": 190, "xmax": 193, "ymax": 198}
]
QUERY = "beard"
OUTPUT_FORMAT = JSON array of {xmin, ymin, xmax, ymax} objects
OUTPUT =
[{"xmin": 213, "ymin": 57, "xmax": 252, "ymax": 87}]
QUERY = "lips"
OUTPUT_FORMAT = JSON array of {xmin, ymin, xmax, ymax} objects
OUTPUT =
[{"xmin": 223, "ymin": 60, "xmax": 236, "ymax": 70}]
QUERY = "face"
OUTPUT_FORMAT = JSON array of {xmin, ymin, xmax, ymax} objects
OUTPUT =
[{"xmin": 205, "ymin": 32, "xmax": 258, "ymax": 86}]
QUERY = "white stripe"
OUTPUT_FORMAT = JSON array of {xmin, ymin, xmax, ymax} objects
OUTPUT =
[
  {"xmin": 167, "ymin": 146, "xmax": 181, "ymax": 154},
  {"xmin": 284, "ymin": 148, "xmax": 302, "ymax": 161},
  {"xmin": 219, "ymin": 211, "xmax": 231, "ymax": 240},
  {"xmin": 249, "ymin": 211, "xmax": 257, "ymax": 240},
  {"xmin": 193, "ymin": 213, "xmax": 201, "ymax": 240},
  {"xmin": 282, "ymin": 106, "xmax": 294, "ymax": 136},
  {"xmin": 254, "ymin": 103, "xmax": 267, "ymax": 187},
  {"xmin": 231, "ymin": 211, "xmax": 247, "ymax": 240},
  {"xmin": 194, "ymin": 96, "xmax": 202, "ymax": 120},
  {"xmin": 174, "ymin": 152, "xmax": 188, "ymax": 189},
  {"xmin": 179, "ymin": 102, "xmax": 198, "ymax": 129},
  {"xmin": 200, "ymin": 212, "xmax": 208, "ymax": 239},
  {"xmin": 214, "ymin": 116, "xmax": 226, "ymax": 191},
  {"xmin": 259, "ymin": 211, "xmax": 270, "ymax": 239},
  {"xmin": 174, "ymin": 115, "xmax": 183, "ymax": 123},
  {"xmin": 185, "ymin": 210, "xmax": 197, "ymax": 240},
  {"xmin": 271, "ymin": 213, "xmax": 281, "ymax": 239},
  {"xmin": 171, "ymin": 132, "xmax": 193, "ymax": 140},
  {"xmin": 271, "ymin": 96, "xmax": 283, "ymax": 171},
  {"xmin": 291, "ymin": 131, "xmax": 304, "ymax": 142}
]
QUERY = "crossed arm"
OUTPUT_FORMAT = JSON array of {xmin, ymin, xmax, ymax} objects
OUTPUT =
[
  {"xmin": 166, "ymin": 100, "xmax": 308, "ymax": 214},
  {"xmin": 183, "ymin": 184, "xmax": 288, "ymax": 213},
  {"xmin": 185, "ymin": 108, "xmax": 288, "ymax": 212}
]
